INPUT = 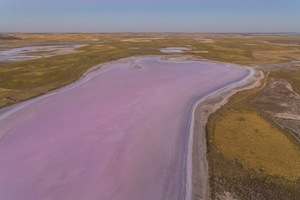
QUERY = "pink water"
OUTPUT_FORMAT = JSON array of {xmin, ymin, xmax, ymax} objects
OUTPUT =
[{"xmin": 0, "ymin": 57, "xmax": 249, "ymax": 200}]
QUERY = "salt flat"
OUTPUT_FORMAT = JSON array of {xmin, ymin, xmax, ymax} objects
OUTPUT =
[
  {"xmin": 160, "ymin": 47, "xmax": 191, "ymax": 53},
  {"xmin": 0, "ymin": 45, "xmax": 80, "ymax": 62},
  {"xmin": 0, "ymin": 57, "xmax": 250, "ymax": 200}
]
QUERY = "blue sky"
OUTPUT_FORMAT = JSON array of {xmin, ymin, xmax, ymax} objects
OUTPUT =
[{"xmin": 0, "ymin": 0, "xmax": 299, "ymax": 33}]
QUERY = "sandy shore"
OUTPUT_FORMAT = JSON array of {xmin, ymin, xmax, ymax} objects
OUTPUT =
[{"xmin": 190, "ymin": 67, "xmax": 263, "ymax": 200}]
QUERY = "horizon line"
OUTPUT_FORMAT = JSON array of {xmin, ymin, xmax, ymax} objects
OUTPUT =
[{"xmin": 1, "ymin": 31, "xmax": 300, "ymax": 35}]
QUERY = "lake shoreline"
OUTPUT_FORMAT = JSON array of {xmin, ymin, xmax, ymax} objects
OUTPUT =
[
  {"xmin": 0, "ymin": 56, "xmax": 259, "ymax": 200},
  {"xmin": 190, "ymin": 67, "xmax": 263, "ymax": 199}
]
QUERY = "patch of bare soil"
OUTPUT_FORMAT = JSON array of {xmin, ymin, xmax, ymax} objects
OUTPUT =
[{"xmin": 251, "ymin": 78, "xmax": 300, "ymax": 141}]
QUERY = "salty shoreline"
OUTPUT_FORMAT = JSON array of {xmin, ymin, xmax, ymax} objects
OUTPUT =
[
  {"xmin": 190, "ymin": 67, "xmax": 263, "ymax": 200},
  {"xmin": 0, "ymin": 56, "xmax": 258, "ymax": 200},
  {"xmin": 0, "ymin": 44, "xmax": 85, "ymax": 63}
]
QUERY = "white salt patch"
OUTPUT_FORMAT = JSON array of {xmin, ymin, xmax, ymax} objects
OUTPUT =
[{"xmin": 160, "ymin": 47, "xmax": 191, "ymax": 53}]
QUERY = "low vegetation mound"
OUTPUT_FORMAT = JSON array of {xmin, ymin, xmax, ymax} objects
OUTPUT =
[{"xmin": 215, "ymin": 111, "xmax": 300, "ymax": 181}]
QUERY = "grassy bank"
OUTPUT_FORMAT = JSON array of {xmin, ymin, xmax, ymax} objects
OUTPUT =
[
  {"xmin": 206, "ymin": 72, "xmax": 300, "ymax": 199},
  {"xmin": 0, "ymin": 42, "xmax": 160, "ymax": 108}
]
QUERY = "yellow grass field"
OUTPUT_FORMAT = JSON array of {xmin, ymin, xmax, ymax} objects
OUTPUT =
[{"xmin": 215, "ymin": 111, "xmax": 300, "ymax": 181}]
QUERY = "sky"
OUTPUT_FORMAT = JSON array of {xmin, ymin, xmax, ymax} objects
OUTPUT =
[{"xmin": 0, "ymin": 0, "xmax": 299, "ymax": 33}]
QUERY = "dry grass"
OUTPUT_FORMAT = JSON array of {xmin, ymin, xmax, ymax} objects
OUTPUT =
[
  {"xmin": 206, "ymin": 71, "xmax": 300, "ymax": 199},
  {"xmin": 215, "ymin": 111, "xmax": 300, "ymax": 181},
  {"xmin": 253, "ymin": 50, "xmax": 300, "ymax": 63}
]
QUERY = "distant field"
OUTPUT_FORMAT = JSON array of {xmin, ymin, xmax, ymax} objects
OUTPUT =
[{"xmin": 1, "ymin": 33, "xmax": 300, "ymax": 108}]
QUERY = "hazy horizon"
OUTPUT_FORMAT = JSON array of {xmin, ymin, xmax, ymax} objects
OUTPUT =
[
  {"xmin": 1, "ymin": 31, "xmax": 300, "ymax": 34},
  {"xmin": 1, "ymin": 0, "xmax": 300, "ymax": 33}
]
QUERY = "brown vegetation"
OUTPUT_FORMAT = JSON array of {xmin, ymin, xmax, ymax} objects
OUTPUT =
[
  {"xmin": 206, "ymin": 72, "xmax": 300, "ymax": 199},
  {"xmin": 215, "ymin": 111, "xmax": 300, "ymax": 181}
]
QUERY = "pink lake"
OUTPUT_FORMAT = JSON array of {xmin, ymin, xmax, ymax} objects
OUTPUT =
[{"xmin": 0, "ymin": 57, "xmax": 250, "ymax": 200}]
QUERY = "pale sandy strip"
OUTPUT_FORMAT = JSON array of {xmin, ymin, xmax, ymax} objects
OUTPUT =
[{"xmin": 186, "ymin": 67, "xmax": 264, "ymax": 200}]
